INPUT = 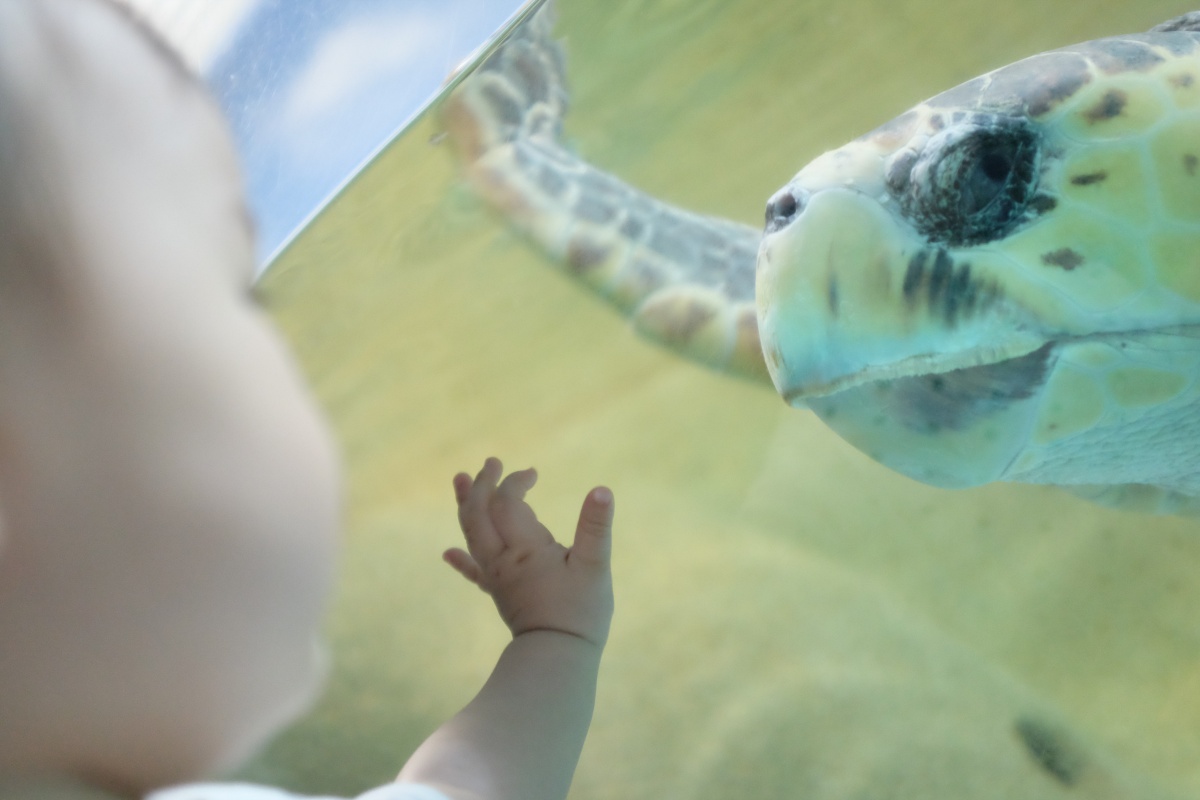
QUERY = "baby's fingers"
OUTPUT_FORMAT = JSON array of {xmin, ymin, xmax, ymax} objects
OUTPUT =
[
  {"xmin": 496, "ymin": 466, "xmax": 538, "ymax": 503},
  {"xmin": 452, "ymin": 472, "xmax": 472, "ymax": 505},
  {"xmin": 456, "ymin": 458, "xmax": 504, "ymax": 559},
  {"xmin": 570, "ymin": 486, "xmax": 614, "ymax": 568},
  {"xmin": 443, "ymin": 547, "xmax": 483, "ymax": 586},
  {"xmin": 490, "ymin": 467, "xmax": 546, "ymax": 546}
]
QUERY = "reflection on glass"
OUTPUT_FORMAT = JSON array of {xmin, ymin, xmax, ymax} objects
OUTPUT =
[{"xmin": 130, "ymin": 0, "xmax": 543, "ymax": 266}]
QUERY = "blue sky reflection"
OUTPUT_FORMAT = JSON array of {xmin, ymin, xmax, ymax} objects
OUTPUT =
[{"xmin": 205, "ymin": 0, "xmax": 531, "ymax": 270}]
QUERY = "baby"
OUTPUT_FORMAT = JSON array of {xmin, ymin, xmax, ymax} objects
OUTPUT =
[{"xmin": 0, "ymin": 1, "xmax": 613, "ymax": 799}]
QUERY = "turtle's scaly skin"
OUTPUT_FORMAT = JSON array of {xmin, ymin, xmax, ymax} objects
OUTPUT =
[{"xmin": 442, "ymin": 8, "xmax": 1200, "ymax": 514}]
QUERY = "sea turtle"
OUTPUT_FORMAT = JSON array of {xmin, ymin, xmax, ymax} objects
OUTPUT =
[{"xmin": 441, "ymin": 5, "xmax": 1200, "ymax": 515}]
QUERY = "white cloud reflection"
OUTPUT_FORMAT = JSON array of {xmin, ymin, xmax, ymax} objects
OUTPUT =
[
  {"xmin": 281, "ymin": 10, "xmax": 445, "ymax": 127},
  {"xmin": 206, "ymin": 0, "xmax": 529, "ymax": 266}
]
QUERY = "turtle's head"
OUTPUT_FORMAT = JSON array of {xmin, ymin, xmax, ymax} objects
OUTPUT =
[
  {"xmin": 757, "ymin": 106, "xmax": 1056, "ymax": 402},
  {"xmin": 755, "ymin": 106, "xmax": 1060, "ymax": 487},
  {"xmin": 755, "ymin": 35, "xmax": 1200, "ymax": 489}
]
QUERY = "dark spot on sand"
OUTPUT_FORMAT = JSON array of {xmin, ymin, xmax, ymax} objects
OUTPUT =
[
  {"xmin": 1185, "ymin": 154, "xmax": 1199, "ymax": 176},
  {"xmin": 1015, "ymin": 716, "xmax": 1085, "ymax": 787}
]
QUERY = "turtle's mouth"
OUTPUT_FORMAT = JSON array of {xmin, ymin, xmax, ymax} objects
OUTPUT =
[
  {"xmin": 784, "ymin": 341, "xmax": 1056, "ymax": 433},
  {"xmin": 773, "ymin": 340, "xmax": 1062, "ymax": 486},
  {"xmin": 779, "ymin": 336, "xmax": 1053, "ymax": 406},
  {"xmin": 858, "ymin": 341, "xmax": 1057, "ymax": 433}
]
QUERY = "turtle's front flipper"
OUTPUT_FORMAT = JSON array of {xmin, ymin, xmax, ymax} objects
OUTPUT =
[{"xmin": 440, "ymin": 4, "xmax": 769, "ymax": 382}]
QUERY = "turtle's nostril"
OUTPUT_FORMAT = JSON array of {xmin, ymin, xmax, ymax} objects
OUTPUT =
[{"xmin": 765, "ymin": 188, "xmax": 807, "ymax": 233}]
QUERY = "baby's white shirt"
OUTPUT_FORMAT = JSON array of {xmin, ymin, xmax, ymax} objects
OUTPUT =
[{"xmin": 147, "ymin": 783, "xmax": 449, "ymax": 800}]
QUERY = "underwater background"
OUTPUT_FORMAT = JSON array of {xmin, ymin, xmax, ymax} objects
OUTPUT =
[{"xmin": 241, "ymin": 0, "xmax": 1200, "ymax": 797}]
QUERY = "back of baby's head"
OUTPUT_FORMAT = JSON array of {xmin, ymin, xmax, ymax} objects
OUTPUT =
[{"xmin": 0, "ymin": 0, "xmax": 339, "ymax": 795}]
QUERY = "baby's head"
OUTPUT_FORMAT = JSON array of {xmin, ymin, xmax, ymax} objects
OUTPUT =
[{"xmin": 0, "ymin": 0, "xmax": 341, "ymax": 794}]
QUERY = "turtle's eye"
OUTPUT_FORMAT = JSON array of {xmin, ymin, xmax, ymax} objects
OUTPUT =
[
  {"xmin": 965, "ymin": 146, "xmax": 1013, "ymax": 212},
  {"xmin": 898, "ymin": 118, "xmax": 1041, "ymax": 247}
]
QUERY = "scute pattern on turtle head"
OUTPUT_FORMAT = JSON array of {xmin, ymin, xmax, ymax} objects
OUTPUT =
[{"xmin": 914, "ymin": 33, "xmax": 1200, "ymax": 124}]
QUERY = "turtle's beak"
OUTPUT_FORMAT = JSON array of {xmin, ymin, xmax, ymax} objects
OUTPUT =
[{"xmin": 756, "ymin": 185, "xmax": 1047, "ymax": 405}]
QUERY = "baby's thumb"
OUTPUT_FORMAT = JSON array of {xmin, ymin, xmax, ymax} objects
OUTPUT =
[{"xmin": 572, "ymin": 486, "xmax": 614, "ymax": 567}]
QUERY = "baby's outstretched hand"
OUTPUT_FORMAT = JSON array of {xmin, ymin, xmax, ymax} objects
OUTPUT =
[{"xmin": 445, "ymin": 458, "xmax": 614, "ymax": 647}]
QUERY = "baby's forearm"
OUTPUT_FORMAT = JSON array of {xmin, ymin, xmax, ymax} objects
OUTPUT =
[{"xmin": 397, "ymin": 630, "xmax": 603, "ymax": 800}]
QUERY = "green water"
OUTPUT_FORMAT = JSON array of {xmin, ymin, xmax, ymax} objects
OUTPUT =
[{"xmin": 246, "ymin": 1, "xmax": 1200, "ymax": 797}]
